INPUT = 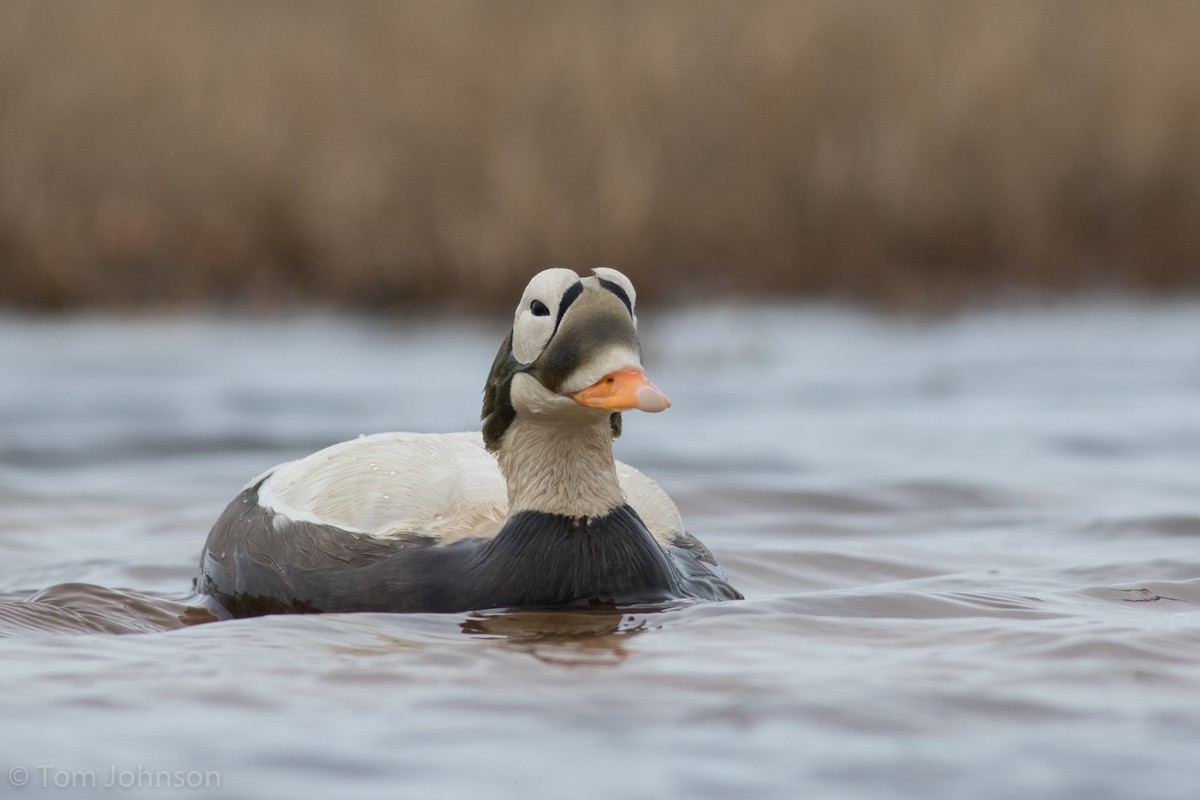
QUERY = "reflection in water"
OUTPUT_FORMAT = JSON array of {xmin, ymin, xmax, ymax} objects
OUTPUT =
[
  {"xmin": 0, "ymin": 583, "xmax": 219, "ymax": 637},
  {"xmin": 461, "ymin": 607, "xmax": 661, "ymax": 667}
]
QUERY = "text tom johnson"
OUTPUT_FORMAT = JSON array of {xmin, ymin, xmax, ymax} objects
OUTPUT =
[{"xmin": 24, "ymin": 764, "xmax": 221, "ymax": 790}]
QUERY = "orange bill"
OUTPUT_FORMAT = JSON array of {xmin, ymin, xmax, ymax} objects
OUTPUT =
[{"xmin": 570, "ymin": 367, "xmax": 671, "ymax": 413}]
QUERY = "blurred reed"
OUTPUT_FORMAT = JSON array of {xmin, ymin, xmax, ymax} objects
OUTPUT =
[{"xmin": 1, "ymin": 0, "xmax": 1198, "ymax": 311}]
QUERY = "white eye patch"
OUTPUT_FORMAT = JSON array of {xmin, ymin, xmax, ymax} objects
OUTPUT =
[
  {"xmin": 512, "ymin": 268, "xmax": 581, "ymax": 364},
  {"xmin": 591, "ymin": 267, "xmax": 637, "ymax": 327}
]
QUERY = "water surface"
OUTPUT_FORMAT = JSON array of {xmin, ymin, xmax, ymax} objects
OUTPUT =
[{"xmin": 2, "ymin": 303, "xmax": 1199, "ymax": 799}]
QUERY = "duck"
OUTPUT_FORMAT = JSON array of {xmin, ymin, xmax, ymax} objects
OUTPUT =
[{"xmin": 196, "ymin": 267, "xmax": 742, "ymax": 616}]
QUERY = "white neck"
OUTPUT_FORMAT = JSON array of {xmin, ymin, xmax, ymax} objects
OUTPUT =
[{"xmin": 497, "ymin": 414, "xmax": 625, "ymax": 519}]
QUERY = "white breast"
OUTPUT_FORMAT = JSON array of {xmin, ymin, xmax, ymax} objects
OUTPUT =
[{"xmin": 255, "ymin": 431, "xmax": 685, "ymax": 547}]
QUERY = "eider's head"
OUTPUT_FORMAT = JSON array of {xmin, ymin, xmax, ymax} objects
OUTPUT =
[{"xmin": 481, "ymin": 268, "xmax": 669, "ymax": 452}]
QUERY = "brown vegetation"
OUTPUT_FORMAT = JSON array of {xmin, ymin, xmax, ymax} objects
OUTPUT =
[{"xmin": 1, "ymin": 1, "xmax": 1198, "ymax": 311}]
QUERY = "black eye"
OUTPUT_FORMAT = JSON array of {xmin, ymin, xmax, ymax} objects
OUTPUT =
[{"xmin": 530, "ymin": 299, "xmax": 550, "ymax": 317}]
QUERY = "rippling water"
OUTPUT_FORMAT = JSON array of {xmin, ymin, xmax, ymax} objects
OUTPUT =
[{"xmin": 2, "ymin": 303, "xmax": 1199, "ymax": 799}]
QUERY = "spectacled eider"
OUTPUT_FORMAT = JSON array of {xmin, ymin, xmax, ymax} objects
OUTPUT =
[{"xmin": 196, "ymin": 268, "xmax": 742, "ymax": 616}]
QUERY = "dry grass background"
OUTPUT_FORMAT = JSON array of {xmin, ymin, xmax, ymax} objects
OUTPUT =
[{"xmin": 1, "ymin": 0, "xmax": 1198, "ymax": 311}]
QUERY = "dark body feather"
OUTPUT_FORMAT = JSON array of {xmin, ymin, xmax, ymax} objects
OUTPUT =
[{"xmin": 197, "ymin": 479, "xmax": 742, "ymax": 617}]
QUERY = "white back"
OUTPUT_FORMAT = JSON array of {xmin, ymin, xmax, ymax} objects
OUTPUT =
[{"xmin": 256, "ymin": 432, "xmax": 684, "ymax": 547}]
